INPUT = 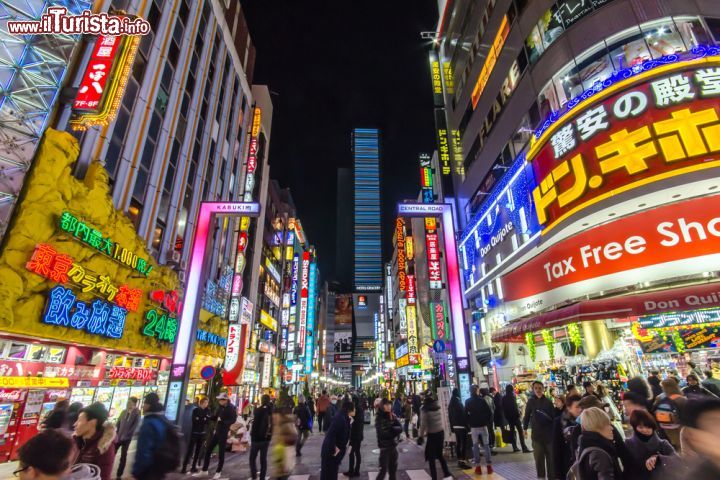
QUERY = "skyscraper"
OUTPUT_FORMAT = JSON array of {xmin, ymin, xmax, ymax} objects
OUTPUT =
[{"xmin": 352, "ymin": 128, "xmax": 382, "ymax": 291}]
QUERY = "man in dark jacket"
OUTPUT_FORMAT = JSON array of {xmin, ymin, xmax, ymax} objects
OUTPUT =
[
  {"xmin": 523, "ymin": 381, "xmax": 556, "ymax": 480},
  {"xmin": 683, "ymin": 373, "xmax": 717, "ymax": 397},
  {"xmin": 344, "ymin": 395, "xmax": 364, "ymax": 477},
  {"xmin": 552, "ymin": 393, "xmax": 582, "ymax": 480},
  {"xmin": 294, "ymin": 394, "xmax": 312, "ymax": 456},
  {"xmin": 73, "ymin": 402, "xmax": 117, "ymax": 480},
  {"xmin": 502, "ymin": 385, "xmax": 530, "ymax": 453},
  {"xmin": 375, "ymin": 398, "xmax": 402, "ymax": 480},
  {"xmin": 465, "ymin": 385, "xmax": 493, "ymax": 475},
  {"xmin": 448, "ymin": 388, "xmax": 469, "ymax": 467},
  {"xmin": 182, "ymin": 397, "xmax": 210, "ymax": 473},
  {"xmin": 199, "ymin": 392, "xmax": 238, "ymax": 479},
  {"xmin": 320, "ymin": 400, "xmax": 354, "ymax": 480},
  {"xmin": 249, "ymin": 394, "xmax": 273, "ymax": 480},
  {"xmin": 133, "ymin": 394, "xmax": 175, "ymax": 480},
  {"xmin": 648, "ymin": 371, "xmax": 663, "ymax": 399},
  {"xmin": 115, "ymin": 396, "xmax": 140, "ymax": 479}
]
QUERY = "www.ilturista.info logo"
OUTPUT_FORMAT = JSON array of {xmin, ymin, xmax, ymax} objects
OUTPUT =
[{"xmin": 7, "ymin": 7, "xmax": 150, "ymax": 36}]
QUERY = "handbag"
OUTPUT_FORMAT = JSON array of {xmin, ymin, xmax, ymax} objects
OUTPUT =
[{"xmin": 501, "ymin": 427, "xmax": 515, "ymax": 444}]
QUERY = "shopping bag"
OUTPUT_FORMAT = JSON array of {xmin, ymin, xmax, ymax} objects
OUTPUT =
[
  {"xmin": 495, "ymin": 428, "xmax": 505, "ymax": 448},
  {"xmin": 501, "ymin": 427, "xmax": 515, "ymax": 445}
]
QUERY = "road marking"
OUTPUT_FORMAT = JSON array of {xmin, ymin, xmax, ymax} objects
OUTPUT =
[
  {"xmin": 406, "ymin": 470, "xmax": 432, "ymax": 480},
  {"xmin": 461, "ymin": 466, "xmax": 506, "ymax": 478},
  {"xmin": 288, "ymin": 476, "xmax": 310, "ymax": 480}
]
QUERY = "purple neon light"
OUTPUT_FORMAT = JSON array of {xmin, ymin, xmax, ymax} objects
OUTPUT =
[
  {"xmin": 173, "ymin": 202, "xmax": 261, "ymax": 367},
  {"xmin": 397, "ymin": 203, "xmax": 468, "ymax": 358}
]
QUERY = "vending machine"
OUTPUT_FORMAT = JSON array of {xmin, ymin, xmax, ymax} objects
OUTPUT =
[
  {"xmin": 12, "ymin": 389, "xmax": 69, "ymax": 461},
  {"xmin": 0, "ymin": 390, "xmax": 26, "ymax": 463}
]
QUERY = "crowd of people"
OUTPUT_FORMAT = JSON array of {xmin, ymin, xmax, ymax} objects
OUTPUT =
[{"xmin": 12, "ymin": 368, "xmax": 720, "ymax": 480}]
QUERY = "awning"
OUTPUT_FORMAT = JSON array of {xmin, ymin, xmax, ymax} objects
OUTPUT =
[{"xmin": 492, "ymin": 281, "xmax": 720, "ymax": 342}]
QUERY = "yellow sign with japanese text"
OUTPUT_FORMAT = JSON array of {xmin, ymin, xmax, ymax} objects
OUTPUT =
[{"xmin": 0, "ymin": 377, "xmax": 70, "ymax": 388}]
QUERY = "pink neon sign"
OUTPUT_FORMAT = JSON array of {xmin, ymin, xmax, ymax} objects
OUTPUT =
[{"xmin": 397, "ymin": 203, "xmax": 467, "ymax": 359}]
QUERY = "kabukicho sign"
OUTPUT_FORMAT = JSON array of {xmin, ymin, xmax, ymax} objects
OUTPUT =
[
  {"xmin": 500, "ymin": 194, "xmax": 720, "ymax": 320},
  {"xmin": 528, "ymin": 61, "xmax": 720, "ymax": 234},
  {"xmin": 396, "ymin": 218, "xmax": 407, "ymax": 291}
]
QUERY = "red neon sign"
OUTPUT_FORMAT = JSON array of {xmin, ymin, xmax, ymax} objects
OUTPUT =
[
  {"xmin": 426, "ymin": 232, "xmax": 442, "ymax": 289},
  {"xmin": 73, "ymin": 35, "xmax": 123, "ymax": 111},
  {"xmin": 407, "ymin": 275, "xmax": 416, "ymax": 305}
]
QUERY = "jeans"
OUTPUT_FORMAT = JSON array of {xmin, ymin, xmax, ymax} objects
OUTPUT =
[
  {"xmin": 296, "ymin": 429, "xmax": 310, "ymax": 455},
  {"xmin": 403, "ymin": 419, "xmax": 410, "ymax": 438},
  {"xmin": 183, "ymin": 433, "xmax": 204, "ymax": 471},
  {"xmin": 318, "ymin": 413, "xmax": 324, "ymax": 432},
  {"xmin": 348, "ymin": 440, "xmax": 362, "ymax": 474},
  {"xmin": 376, "ymin": 446, "xmax": 398, "ymax": 480},
  {"xmin": 249, "ymin": 440, "xmax": 269, "ymax": 479},
  {"xmin": 202, "ymin": 433, "xmax": 228, "ymax": 473},
  {"xmin": 532, "ymin": 438, "xmax": 554, "ymax": 479},
  {"xmin": 453, "ymin": 427, "xmax": 467, "ymax": 460},
  {"xmin": 115, "ymin": 439, "xmax": 131, "ymax": 478},
  {"xmin": 508, "ymin": 419, "xmax": 529, "ymax": 451},
  {"xmin": 470, "ymin": 427, "xmax": 492, "ymax": 467}
]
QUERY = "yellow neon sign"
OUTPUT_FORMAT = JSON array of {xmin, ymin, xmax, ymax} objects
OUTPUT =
[{"xmin": 471, "ymin": 15, "xmax": 509, "ymax": 109}]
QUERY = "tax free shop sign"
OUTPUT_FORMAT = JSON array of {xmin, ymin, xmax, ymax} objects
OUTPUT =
[{"xmin": 499, "ymin": 194, "xmax": 720, "ymax": 321}]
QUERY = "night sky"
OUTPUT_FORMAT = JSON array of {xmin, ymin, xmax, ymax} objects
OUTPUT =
[{"xmin": 241, "ymin": 0, "xmax": 439, "ymax": 280}]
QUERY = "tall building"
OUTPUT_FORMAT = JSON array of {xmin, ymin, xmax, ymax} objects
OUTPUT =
[
  {"xmin": 352, "ymin": 128, "xmax": 382, "ymax": 291},
  {"xmin": 432, "ymin": 0, "xmax": 720, "ymax": 383}
]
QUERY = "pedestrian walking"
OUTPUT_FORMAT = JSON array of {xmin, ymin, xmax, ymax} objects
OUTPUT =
[
  {"xmin": 523, "ymin": 381, "xmax": 556, "ymax": 480},
  {"xmin": 73, "ymin": 402, "xmax": 117, "ymax": 480},
  {"xmin": 294, "ymin": 394, "xmax": 312, "ymax": 456},
  {"xmin": 480, "ymin": 386, "xmax": 496, "ymax": 450},
  {"xmin": 624, "ymin": 409, "xmax": 678, "ymax": 479},
  {"xmin": 465, "ymin": 385, "xmax": 493, "ymax": 475},
  {"xmin": 40, "ymin": 399, "xmax": 69, "ymax": 431},
  {"xmin": 653, "ymin": 378, "xmax": 687, "ymax": 451},
  {"xmin": 574, "ymin": 407, "xmax": 623, "ymax": 480},
  {"xmin": 403, "ymin": 397, "xmax": 413, "ymax": 438},
  {"xmin": 596, "ymin": 384, "xmax": 624, "ymax": 439},
  {"xmin": 324, "ymin": 396, "xmax": 338, "ymax": 433},
  {"xmin": 418, "ymin": 393, "xmax": 452, "ymax": 480},
  {"xmin": 702, "ymin": 370, "xmax": 720, "ymax": 397},
  {"xmin": 683, "ymin": 373, "xmax": 717, "ymax": 397},
  {"xmin": 680, "ymin": 396, "xmax": 720, "ymax": 479},
  {"xmin": 133, "ymin": 393, "xmax": 180, "ymax": 480},
  {"xmin": 344, "ymin": 395, "xmax": 364, "ymax": 477},
  {"xmin": 392, "ymin": 395, "xmax": 403, "ymax": 420},
  {"xmin": 320, "ymin": 400, "xmax": 354, "ymax": 480},
  {"xmin": 502, "ymin": 385, "xmax": 530, "ymax": 453},
  {"xmin": 115, "ymin": 396, "xmax": 141, "ymax": 479},
  {"xmin": 448, "ymin": 388, "xmax": 469, "ymax": 467},
  {"xmin": 15, "ymin": 428, "xmax": 75, "ymax": 480},
  {"xmin": 316, "ymin": 391, "xmax": 330, "ymax": 432},
  {"xmin": 375, "ymin": 398, "xmax": 402, "ymax": 480},
  {"xmin": 648, "ymin": 371, "xmax": 663, "ymax": 400},
  {"xmin": 198, "ymin": 392, "xmax": 238, "ymax": 479},
  {"xmin": 491, "ymin": 387, "xmax": 506, "ymax": 439},
  {"xmin": 249, "ymin": 394, "xmax": 273, "ymax": 480},
  {"xmin": 270, "ymin": 409, "xmax": 298, "ymax": 480},
  {"xmin": 306, "ymin": 396, "xmax": 316, "ymax": 432},
  {"xmin": 182, "ymin": 397, "xmax": 211, "ymax": 473},
  {"xmin": 582, "ymin": 381, "xmax": 600, "ymax": 399},
  {"xmin": 552, "ymin": 393, "xmax": 582, "ymax": 480}
]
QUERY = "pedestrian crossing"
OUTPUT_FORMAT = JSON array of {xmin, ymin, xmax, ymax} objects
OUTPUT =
[{"xmin": 283, "ymin": 468, "xmax": 513, "ymax": 479}]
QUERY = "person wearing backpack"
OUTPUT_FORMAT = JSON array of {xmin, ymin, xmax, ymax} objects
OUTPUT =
[
  {"xmin": 133, "ymin": 393, "xmax": 180, "ymax": 480},
  {"xmin": 523, "ymin": 381, "xmax": 556, "ymax": 480},
  {"xmin": 465, "ymin": 384, "xmax": 494, "ymax": 475},
  {"xmin": 652, "ymin": 378, "xmax": 687, "ymax": 451},
  {"xmin": 552, "ymin": 393, "xmax": 582, "ymax": 480},
  {"xmin": 249, "ymin": 394, "xmax": 273, "ymax": 480},
  {"xmin": 197, "ymin": 392, "xmax": 238, "ymax": 479},
  {"xmin": 294, "ymin": 394, "xmax": 312, "ymax": 456},
  {"xmin": 570, "ymin": 407, "xmax": 623, "ymax": 480}
]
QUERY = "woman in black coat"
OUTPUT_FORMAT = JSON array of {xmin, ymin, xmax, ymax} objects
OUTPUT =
[
  {"xmin": 320, "ymin": 401, "xmax": 355, "ymax": 480},
  {"xmin": 344, "ymin": 396, "xmax": 364, "ymax": 477},
  {"xmin": 501, "ymin": 385, "xmax": 529, "ymax": 452},
  {"xmin": 576, "ymin": 407, "xmax": 623, "ymax": 480}
]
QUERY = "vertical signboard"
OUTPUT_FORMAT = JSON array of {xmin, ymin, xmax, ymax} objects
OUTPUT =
[
  {"xmin": 426, "ymin": 232, "xmax": 442, "ymax": 289},
  {"xmin": 398, "ymin": 298, "xmax": 408, "ymax": 339},
  {"xmin": 298, "ymin": 251, "xmax": 310, "ymax": 352},
  {"xmin": 243, "ymin": 107, "xmax": 262, "ymax": 202},
  {"xmin": 406, "ymin": 275, "xmax": 416, "ymax": 305},
  {"xmin": 434, "ymin": 109, "xmax": 452, "ymax": 175},
  {"xmin": 304, "ymin": 262, "xmax": 317, "ymax": 373},
  {"xmin": 396, "ymin": 218, "xmax": 407, "ymax": 291},
  {"xmin": 406, "ymin": 304, "xmax": 419, "ymax": 364},
  {"xmin": 261, "ymin": 352, "xmax": 272, "ymax": 387},
  {"xmin": 430, "ymin": 302, "xmax": 450, "ymax": 341},
  {"xmin": 429, "ymin": 50, "xmax": 444, "ymax": 106}
]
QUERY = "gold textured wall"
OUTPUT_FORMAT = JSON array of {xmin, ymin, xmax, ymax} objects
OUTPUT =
[{"xmin": 0, "ymin": 129, "xmax": 190, "ymax": 357}]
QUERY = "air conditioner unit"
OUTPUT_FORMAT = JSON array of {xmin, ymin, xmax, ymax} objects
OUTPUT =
[
  {"xmin": 171, "ymin": 251, "xmax": 181, "ymax": 263},
  {"xmin": 179, "ymin": 260, "xmax": 187, "ymax": 270}
]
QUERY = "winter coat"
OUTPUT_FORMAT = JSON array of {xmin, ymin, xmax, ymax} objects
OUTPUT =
[
  {"xmin": 569, "ymin": 423, "xmax": 632, "ymax": 474},
  {"xmin": 316, "ymin": 394, "xmax": 330, "ymax": 414},
  {"xmin": 552, "ymin": 411, "xmax": 577, "ymax": 480},
  {"xmin": 294, "ymin": 403, "xmax": 312, "ymax": 432},
  {"xmin": 321, "ymin": 411, "xmax": 351, "ymax": 460},
  {"xmin": 251, "ymin": 404, "xmax": 273, "ymax": 442},
  {"xmin": 502, "ymin": 393, "xmax": 522, "ymax": 422},
  {"xmin": 702, "ymin": 377, "xmax": 720, "ymax": 397},
  {"xmin": 522, "ymin": 394, "xmax": 555, "ymax": 442},
  {"xmin": 350, "ymin": 403, "xmax": 364, "ymax": 444},
  {"xmin": 375, "ymin": 410, "xmax": 402, "ymax": 449},
  {"xmin": 624, "ymin": 431, "xmax": 678, "ymax": 480},
  {"xmin": 648, "ymin": 376, "xmax": 663, "ymax": 399},
  {"xmin": 576, "ymin": 431, "xmax": 623, "ymax": 480},
  {"xmin": 404, "ymin": 402, "xmax": 413, "ymax": 420},
  {"xmin": 419, "ymin": 401, "xmax": 444, "ymax": 436},
  {"xmin": 212, "ymin": 403, "xmax": 238, "ymax": 437},
  {"xmin": 682, "ymin": 384, "xmax": 717, "ymax": 398},
  {"xmin": 392, "ymin": 398, "xmax": 404, "ymax": 418},
  {"xmin": 132, "ymin": 413, "xmax": 169, "ymax": 479},
  {"xmin": 448, "ymin": 394, "xmax": 466, "ymax": 429},
  {"xmin": 493, "ymin": 392, "xmax": 506, "ymax": 427},
  {"xmin": 270, "ymin": 413, "xmax": 298, "ymax": 478},
  {"xmin": 116, "ymin": 407, "xmax": 140, "ymax": 442},
  {"xmin": 465, "ymin": 394, "xmax": 492, "ymax": 428},
  {"xmin": 74, "ymin": 422, "xmax": 117, "ymax": 480},
  {"xmin": 323, "ymin": 403, "xmax": 337, "ymax": 432},
  {"xmin": 190, "ymin": 406, "xmax": 211, "ymax": 435}
]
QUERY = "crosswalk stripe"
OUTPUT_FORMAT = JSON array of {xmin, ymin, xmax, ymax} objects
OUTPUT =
[
  {"xmin": 405, "ymin": 469, "xmax": 432, "ymax": 480},
  {"xmin": 288, "ymin": 475, "xmax": 310, "ymax": 480},
  {"xmin": 367, "ymin": 472, "xmax": 378, "ymax": 480}
]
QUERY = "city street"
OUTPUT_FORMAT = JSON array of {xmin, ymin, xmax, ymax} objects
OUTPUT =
[{"xmin": 167, "ymin": 423, "xmax": 536, "ymax": 480}]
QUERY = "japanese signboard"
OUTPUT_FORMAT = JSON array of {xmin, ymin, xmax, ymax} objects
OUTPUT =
[
  {"xmin": 298, "ymin": 251, "xmax": 310, "ymax": 351},
  {"xmin": 426, "ymin": 233, "xmax": 443, "ymax": 289},
  {"xmin": 430, "ymin": 51, "xmax": 444, "ymax": 106},
  {"xmin": 396, "ymin": 218, "xmax": 407, "ymax": 291},
  {"xmin": 70, "ymin": 32, "xmax": 140, "ymax": 130},
  {"xmin": 430, "ymin": 302, "xmax": 449, "ymax": 341},
  {"xmin": 407, "ymin": 275, "xmax": 416, "ymax": 304},
  {"xmin": 406, "ymin": 304, "xmax": 419, "ymax": 364},
  {"xmin": 434, "ymin": 109, "xmax": 452, "ymax": 175},
  {"xmin": 529, "ymin": 62, "xmax": 720, "ymax": 234},
  {"xmin": 471, "ymin": 15, "xmax": 509, "ymax": 109}
]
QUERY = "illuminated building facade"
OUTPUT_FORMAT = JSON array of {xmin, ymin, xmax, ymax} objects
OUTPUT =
[
  {"xmin": 433, "ymin": 0, "xmax": 720, "ymax": 382},
  {"xmin": 353, "ymin": 128, "xmax": 383, "ymax": 291}
]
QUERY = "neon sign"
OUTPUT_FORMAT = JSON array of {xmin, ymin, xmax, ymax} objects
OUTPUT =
[
  {"xmin": 304, "ymin": 262, "xmax": 317, "ymax": 373},
  {"xmin": 426, "ymin": 233, "xmax": 442, "ymax": 289},
  {"xmin": 108, "ymin": 366, "xmax": 155, "ymax": 382},
  {"xmin": 70, "ymin": 30, "xmax": 140, "ymax": 130},
  {"xmin": 530, "ymin": 64, "xmax": 720, "ymax": 233},
  {"xmin": 298, "ymin": 251, "xmax": 310, "ymax": 351},
  {"xmin": 196, "ymin": 329, "xmax": 228, "ymax": 347},
  {"xmin": 406, "ymin": 275, "xmax": 416, "ymax": 304},
  {"xmin": 142, "ymin": 308, "xmax": 178, "ymax": 343},
  {"xmin": 430, "ymin": 302, "xmax": 449, "ymax": 340},
  {"xmin": 59, "ymin": 212, "xmax": 152, "ymax": 276},
  {"xmin": 259, "ymin": 310, "xmax": 278, "ymax": 332},
  {"xmin": 406, "ymin": 305, "xmax": 419, "ymax": 363},
  {"xmin": 471, "ymin": 15, "xmax": 509, "ymax": 109},
  {"xmin": 396, "ymin": 218, "xmax": 407, "ymax": 291},
  {"xmin": 42, "ymin": 285, "xmax": 127, "ymax": 339}
]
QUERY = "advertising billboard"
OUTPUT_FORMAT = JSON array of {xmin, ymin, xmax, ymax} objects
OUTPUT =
[
  {"xmin": 334, "ymin": 294, "xmax": 353, "ymax": 325},
  {"xmin": 304, "ymin": 262, "xmax": 317, "ymax": 373},
  {"xmin": 298, "ymin": 251, "xmax": 310, "ymax": 351},
  {"xmin": 333, "ymin": 331, "xmax": 352, "ymax": 352},
  {"xmin": 396, "ymin": 218, "xmax": 407, "ymax": 291}
]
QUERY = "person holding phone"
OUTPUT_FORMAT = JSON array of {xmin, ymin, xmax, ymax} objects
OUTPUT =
[{"xmin": 320, "ymin": 400, "xmax": 355, "ymax": 480}]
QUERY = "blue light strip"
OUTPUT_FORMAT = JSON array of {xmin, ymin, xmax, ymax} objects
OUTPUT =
[{"xmin": 354, "ymin": 128, "xmax": 383, "ymax": 288}]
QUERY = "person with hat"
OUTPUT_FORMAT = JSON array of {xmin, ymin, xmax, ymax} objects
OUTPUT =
[
  {"xmin": 198, "ymin": 392, "xmax": 238, "ymax": 479},
  {"xmin": 73, "ymin": 402, "xmax": 117, "ymax": 480}
]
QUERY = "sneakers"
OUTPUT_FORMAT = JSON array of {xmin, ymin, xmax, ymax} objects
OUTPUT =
[
  {"xmin": 474, "ymin": 465, "xmax": 483, "ymax": 475},
  {"xmin": 486, "ymin": 465, "xmax": 493, "ymax": 475},
  {"xmin": 192, "ymin": 472, "xmax": 208, "ymax": 478},
  {"xmin": 211, "ymin": 474, "xmax": 222, "ymax": 480}
]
